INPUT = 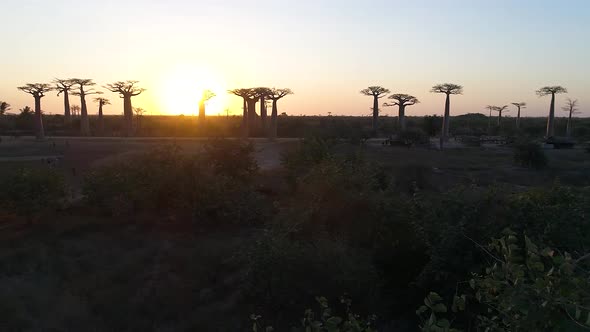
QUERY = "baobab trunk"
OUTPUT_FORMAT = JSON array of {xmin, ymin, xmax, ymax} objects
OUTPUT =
[
  {"xmin": 64, "ymin": 91, "xmax": 71, "ymax": 123},
  {"xmin": 80, "ymin": 96, "xmax": 90, "ymax": 136},
  {"xmin": 516, "ymin": 107, "xmax": 521, "ymax": 129},
  {"xmin": 399, "ymin": 105, "xmax": 406, "ymax": 131},
  {"xmin": 98, "ymin": 103, "xmax": 104, "ymax": 136},
  {"xmin": 546, "ymin": 93, "xmax": 555, "ymax": 137},
  {"xmin": 242, "ymin": 98, "xmax": 249, "ymax": 138},
  {"xmin": 260, "ymin": 96, "xmax": 267, "ymax": 134},
  {"xmin": 566, "ymin": 111, "xmax": 572, "ymax": 137},
  {"xmin": 442, "ymin": 93, "xmax": 451, "ymax": 139},
  {"xmin": 34, "ymin": 96, "xmax": 44, "ymax": 140},
  {"xmin": 199, "ymin": 101, "xmax": 206, "ymax": 124},
  {"xmin": 497, "ymin": 111, "xmax": 502, "ymax": 126},
  {"xmin": 123, "ymin": 96, "xmax": 133, "ymax": 137},
  {"xmin": 372, "ymin": 96, "xmax": 379, "ymax": 131},
  {"xmin": 270, "ymin": 100, "xmax": 278, "ymax": 140},
  {"xmin": 247, "ymin": 99, "xmax": 257, "ymax": 134}
]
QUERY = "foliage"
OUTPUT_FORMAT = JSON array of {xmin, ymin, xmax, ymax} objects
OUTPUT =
[
  {"xmin": 0, "ymin": 167, "xmax": 66, "ymax": 221},
  {"xmin": 513, "ymin": 141, "xmax": 547, "ymax": 169},
  {"xmin": 397, "ymin": 128, "xmax": 430, "ymax": 145},
  {"xmin": 416, "ymin": 292, "xmax": 464, "ymax": 332}
]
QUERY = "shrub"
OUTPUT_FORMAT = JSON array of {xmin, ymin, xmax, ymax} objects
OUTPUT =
[
  {"xmin": 513, "ymin": 141, "xmax": 547, "ymax": 169},
  {"xmin": 0, "ymin": 167, "xmax": 66, "ymax": 222},
  {"xmin": 397, "ymin": 128, "xmax": 430, "ymax": 146}
]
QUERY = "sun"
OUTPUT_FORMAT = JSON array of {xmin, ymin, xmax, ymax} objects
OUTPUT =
[{"xmin": 157, "ymin": 64, "xmax": 228, "ymax": 115}]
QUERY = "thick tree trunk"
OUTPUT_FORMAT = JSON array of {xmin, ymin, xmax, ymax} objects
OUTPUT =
[
  {"xmin": 80, "ymin": 95, "xmax": 90, "ymax": 136},
  {"xmin": 497, "ymin": 111, "xmax": 502, "ymax": 126},
  {"xmin": 34, "ymin": 96, "xmax": 44, "ymax": 140},
  {"xmin": 198, "ymin": 101, "xmax": 206, "ymax": 124},
  {"xmin": 260, "ymin": 96, "xmax": 267, "ymax": 134},
  {"xmin": 488, "ymin": 110, "xmax": 492, "ymax": 133},
  {"xmin": 566, "ymin": 111, "xmax": 572, "ymax": 137},
  {"xmin": 442, "ymin": 93, "xmax": 451, "ymax": 139},
  {"xmin": 98, "ymin": 103, "xmax": 104, "ymax": 136},
  {"xmin": 247, "ymin": 99, "xmax": 258, "ymax": 135},
  {"xmin": 270, "ymin": 99, "xmax": 278, "ymax": 140},
  {"xmin": 546, "ymin": 93, "xmax": 555, "ymax": 137},
  {"xmin": 123, "ymin": 96, "xmax": 133, "ymax": 137},
  {"xmin": 372, "ymin": 96, "xmax": 379, "ymax": 132},
  {"xmin": 64, "ymin": 91, "xmax": 71, "ymax": 123},
  {"xmin": 516, "ymin": 107, "xmax": 521, "ymax": 129},
  {"xmin": 399, "ymin": 105, "xmax": 406, "ymax": 131},
  {"xmin": 242, "ymin": 98, "xmax": 248, "ymax": 138}
]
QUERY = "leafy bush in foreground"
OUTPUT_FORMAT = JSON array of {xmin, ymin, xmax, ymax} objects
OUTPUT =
[{"xmin": 513, "ymin": 141, "xmax": 547, "ymax": 169}]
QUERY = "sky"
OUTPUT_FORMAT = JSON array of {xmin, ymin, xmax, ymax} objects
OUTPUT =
[{"xmin": 0, "ymin": 0, "xmax": 588, "ymax": 117}]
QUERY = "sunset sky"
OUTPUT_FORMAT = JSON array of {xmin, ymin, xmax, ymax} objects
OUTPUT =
[{"xmin": 1, "ymin": 0, "xmax": 588, "ymax": 117}]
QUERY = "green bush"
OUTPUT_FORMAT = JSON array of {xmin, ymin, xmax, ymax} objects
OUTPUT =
[{"xmin": 513, "ymin": 141, "xmax": 547, "ymax": 169}]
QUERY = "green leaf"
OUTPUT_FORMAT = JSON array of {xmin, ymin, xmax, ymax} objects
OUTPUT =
[{"xmin": 432, "ymin": 303, "xmax": 447, "ymax": 313}]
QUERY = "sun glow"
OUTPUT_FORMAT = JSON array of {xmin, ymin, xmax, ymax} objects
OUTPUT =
[{"xmin": 157, "ymin": 64, "xmax": 228, "ymax": 116}]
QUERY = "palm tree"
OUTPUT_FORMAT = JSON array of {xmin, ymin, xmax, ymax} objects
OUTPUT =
[
  {"xmin": 267, "ymin": 88, "xmax": 293, "ymax": 139},
  {"xmin": 431, "ymin": 83, "xmax": 463, "ymax": 140},
  {"xmin": 383, "ymin": 93, "xmax": 419, "ymax": 131},
  {"xmin": 536, "ymin": 86, "xmax": 567, "ymax": 137},
  {"xmin": 360, "ymin": 86, "xmax": 390, "ymax": 132},
  {"xmin": 54, "ymin": 79, "xmax": 76, "ymax": 123},
  {"xmin": 198, "ymin": 90, "xmax": 216, "ymax": 124},
  {"xmin": 562, "ymin": 98, "xmax": 579, "ymax": 137},
  {"xmin": 71, "ymin": 79, "xmax": 102, "ymax": 136},
  {"xmin": 17, "ymin": 83, "xmax": 53, "ymax": 139},
  {"xmin": 0, "ymin": 101, "xmax": 11, "ymax": 115},
  {"xmin": 94, "ymin": 97, "xmax": 110, "ymax": 135},
  {"xmin": 104, "ymin": 81, "xmax": 145, "ymax": 137},
  {"xmin": 511, "ymin": 102, "xmax": 526, "ymax": 129}
]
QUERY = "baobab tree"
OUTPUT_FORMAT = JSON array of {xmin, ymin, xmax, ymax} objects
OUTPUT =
[
  {"xmin": 71, "ymin": 105, "xmax": 81, "ymax": 117},
  {"xmin": 105, "ymin": 81, "xmax": 145, "ymax": 137},
  {"xmin": 383, "ymin": 93, "xmax": 419, "ymax": 131},
  {"xmin": 267, "ymin": 88, "xmax": 293, "ymax": 139},
  {"xmin": 485, "ymin": 105, "xmax": 495, "ymax": 131},
  {"xmin": 431, "ymin": 83, "xmax": 463, "ymax": 140},
  {"xmin": 229, "ymin": 88, "xmax": 252, "ymax": 137},
  {"xmin": 198, "ymin": 90, "xmax": 216, "ymax": 124},
  {"xmin": 254, "ymin": 87, "xmax": 273, "ymax": 132},
  {"xmin": 54, "ymin": 78, "xmax": 76, "ymax": 123},
  {"xmin": 492, "ymin": 105, "xmax": 509, "ymax": 127},
  {"xmin": 511, "ymin": 102, "xmax": 527, "ymax": 129},
  {"xmin": 536, "ymin": 86, "xmax": 567, "ymax": 138},
  {"xmin": 133, "ymin": 107, "xmax": 147, "ymax": 134},
  {"xmin": 562, "ymin": 98, "xmax": 579, "ymax": 137},
  {"xmin": 94, "ymin": 97, "xmax": 110, "ymax": 135},
  {"xmin": 17, "ymin": 83, "xmax": 52, "ymax": 139},
  {"xmin": 71, "ymin": 79, "xmax": 102, "ymax": 136},
  {"xmin": 0, "ymin": 101, "xmax": 10, "ymax": 115},
  {"xmin": 360, "ymin": 86, "xmax": 390, "ymax": 132}
]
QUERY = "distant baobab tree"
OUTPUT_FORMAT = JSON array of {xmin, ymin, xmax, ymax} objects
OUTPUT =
[
  {"xmin": 431, "ymin": 83, "xmax": 463, "ymax": 140},
  {"xmin": 0, "ymin": 101, "xmax": 11, "ymax": 115},
  {"xmin": 17, "ymin": 83, "xmax": 53, "ymax": 139},
  {"xmin": 105, "ymin": 81, "xmax": 145, "ymax": 137},
  {"xmin": 485, "ymin": 105, "xmax": 495, "ymax": 131},
  {"xmin": 267, "ymin": 88, "xmax": 293, "ymax": 139},
  {"xmin": 492, "ymin": 105, "xmax": 509, "ymax": 126},
  {"xmin": 536, "ymin": 86, "xmax": 567, "ymax": 137},
  {"xmin": 360, "ymin": 86, "xmax": 390, "ymax": 132},
  {"xmin": 71, "ymin": 79, "xmax": 102, "ymax": 136},
  {"xmin": 94, "ymin": 97, "xmax": 110, "ymax": 135},
  {"xmin": 383, "ymin": 93, "xmax": 419, "ymax": 131},
  {"xmin": 562, "ymin": 98, "xmax": 579, "ymax": 137},
  {"xmin": 71, "ymin": 105, "xmax": 81, "ymax": 117},
  {"xmin": 255, "ymin": 87, "xmax": 273, "ymax": 133},
  {"xmin": 511, "ymin": 102, "xmax": 527, "ymax": 129},
  {"xmin": 199, "ymin": 89, "xmax": 216, "ymax": 123},
  {"xmin": 133, "ymin": 107, "xmax": 147, "ymax": 134},
  {"xmin": 229, "ymin": 88, "xmax": 252, "ymax": 137},
  {"xmin": 54, "ymin": 78, "xmax": 76, "ymax": 123}
]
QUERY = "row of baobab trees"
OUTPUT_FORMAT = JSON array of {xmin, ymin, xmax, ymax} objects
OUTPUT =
[
  {"xmin": 361, "ymin": 84, "xmax": 580, "ymax": 139},
  {"xmin": 14, "ymin": 79, "xmax": 294, "ymax": 140}
]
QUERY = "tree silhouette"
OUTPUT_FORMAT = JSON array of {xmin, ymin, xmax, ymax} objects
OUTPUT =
[
  {"xmin": 431, "ymin": 83, "xmax": 463, "ymax": 140},
  {"xmin": 71, "ymin": 105, "xmax": 81, "ymax": 117},
  {"xmin": 485, "ymin": 105, "xmax": 495, "ymax": 131},
  {"xmin": 536, "ymin": 86, "xmax": 567, "ymax": 137},
  {"xmin": 254, "ymin": 87, "xmax": 273, "ymax": 133},
  {"xmin": 133, "ymin": 107, "xmax": 147, "ymax": 134},
  {"xmin": 383, "ymin": 93, "xmax": 419, "ymax": 131},
  {"xmin": 360, "ymin": 86, "xmax": 390, "ymax": 132},
  {"xmin": 511, "ymin": 102, "xmax": 527, "ymax": 130},
  {"xmin": 94, "ymin": 97, "xmax": 110, "ymax": 135},
  {"xmin": 229, "ymin": 88, "xmax": 252, "ymax": 137},
  {"xmin": 17, "ymin": 83, "xmax": 52, "ymax": 139},
  {"xmin": 105, "ymin": 81, "xmax": 145, "ymax": 137},
  {"xmin": 0, "ymin": 101, "xmax": 10, "ymax": 115},
  {"xmin": 198, "ymin": 90, "xmax": 216, "ymax": 124},
  {"xmin": 71, "ymin": 79, "xmax": 102, "ymax": 136},
  {"xmin": 267, "ymin": 88, "xmax": 293, "ymax": 139},
  {"xmin": 54, "ymin": 79, "xmax": 76, "ymax": 123},
  {"xmin": 492, "ymin": 105, "xmax": 509, "ymax": 127},
  {"xmin": 562, "ymin": 98, "xmax": 579, "ymax": 137}
]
